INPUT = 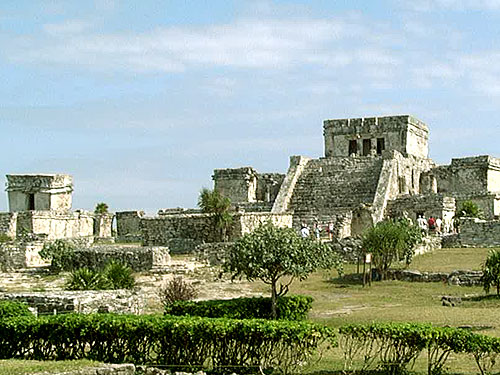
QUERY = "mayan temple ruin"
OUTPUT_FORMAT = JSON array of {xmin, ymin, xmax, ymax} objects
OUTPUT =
[{"xmin": 1, "ymin": 114, "xmax": 500, "ymax": 261}]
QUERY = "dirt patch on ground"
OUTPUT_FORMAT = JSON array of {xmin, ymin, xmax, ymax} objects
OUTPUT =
[{"xmin": 0, "ymin": 257, "xmax": 265, "ymax": 314}]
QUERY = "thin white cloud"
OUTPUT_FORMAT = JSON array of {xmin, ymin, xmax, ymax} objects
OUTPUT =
[
  {"xmin": 43, "ymin": 20, "xmax": 92, "ymax": 36},
  {"xmin": 3, "ymin": 17, "xmax": 394, "ymax": 73},
  {"xmin": 400, "ymin": 0, "xmax": 500, "ymax": 11}
]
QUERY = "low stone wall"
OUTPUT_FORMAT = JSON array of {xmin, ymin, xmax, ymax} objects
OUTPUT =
[
  {"xmin": 1, "ymin": 290, "xmax": 145, "ymax": 315},
  {"xmin": 68, "ymin": 245, "xmax": 170, "ymax": 271},
  {"xmin": 0, "ymin": 243, "xmax": 28, "ymax": 270},
  {"xmin": 35, "ymin": 364, "xmax": 135, "ymax": 375},
  {"xmin": 0, "ymin": 212, "xmax": 16, "ymax": 238},
  {"xmin": 116, "ymin": 211, "xmax": 145, "ymax": 243},
  {"xmin": 414, "ymin": 235, "xmax": 442, "ymax": 255},
  {"xmin": 195, "ymin": 242, "xmax": 234, "ymax": 265},
  {"xmin": 458, "ymin": 218, "xmax": 500, "ymax": 247},
  {"xmin": 235, "ymin": 212, "xmax": 293, "ymax": 235},
  {"xmin": 141, "ymin": 212, "xmax": 293, "ymax": 253},
  {"xmin": 386, "ymin": 269, "xmax": 483, "ymax": 286}
]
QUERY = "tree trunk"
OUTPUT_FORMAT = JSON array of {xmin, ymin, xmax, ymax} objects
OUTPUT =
[{"xmin": 271, "ymin": 279, "xmax": 278, "ymax": 319}]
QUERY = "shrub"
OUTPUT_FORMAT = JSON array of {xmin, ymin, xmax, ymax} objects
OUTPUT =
[
  {"xmin": 66, "ymin": 268, "xmax": 111, "ymax": 291},
  {"xmin": 39, "ymin": 240, "xmax": 75, "ymax": 272},
  {"xmin": 362, "ymin": 219, "xmax": 422, "ymax": 279},
  {"xmin": 103, "ymin": 261, "xmax": 135, "ymax": 289},
  {"xmin": 0, "ymin": 301, "xmax": 33, "ymax": 318},
  {"xmin": 0, "ymin": 234, "xmax": 12, "ymax": 243},
  {"xmin": 338, "ymin": 322, "xmax": 499, "ymax": 375},
  {"xmin": 0, "ymin": 314, "xmax": 334, "ymax": 374},
  {"xmin": 164, "ymin": 295, "xmax": 313, "ymax": 320},
  {"xmin": 160, "ymin": 276, "xmax": 198, "ymax": 306},
  {"xmin": 482, "ymin": 249, "xmax": 500, "ymax": 296}
]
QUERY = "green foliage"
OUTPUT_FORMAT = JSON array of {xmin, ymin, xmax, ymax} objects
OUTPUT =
[
  {"xmin": 482, "ymin": 249, "xmax": 500, "ymax": 296},
  {"xmin": 225, "ymin": 222, "xmax": 343, "ymax": 318},
  {"xmin": 66, "ymin": 268, "xmax": 111, "ymax": 291},
  {"xmin": 160, "ymin": 276, "xmax": 198, "ymax": 306},
  {"xmin": 0, "ymin": 314, "xmax": 334, "ymax": 374},
  {"xmin": 0, "ymin": 301, "xmax": 33, "ymax": 319},
  {"xmin": 362, "ymin": 219, "xmax": 422, "ymax": 279},
  {"xmin": 198, "ymin": 188, "xmax": 233, "ymax": 242},
  {"xmin": 456, "ymin": 200, "xmax": 482, "ymax": 219},
  {"xmin": 39, "ymin": 240, "xmax": 75, "ymax": 272},
  {"xmin": 94, "ymin": 202, "xmax": 109, "ymax": 214},
  {"xmin": 0, "ymin": 234, "xmax": 12, "ymax": 244},
  {"xmin": 339, "ymin": 322, "xmax": 500, "ymax": 375},
  {"xmin": 164, "ymin": 295, "xmax": 313, "ymax": 320},
  {"xmin": 103, "ymin": 261, "xmax": 135, "ymax": 289},
  {"xmin": 66, "ymin": 261, "xmax": 135, "ymax": 291}
]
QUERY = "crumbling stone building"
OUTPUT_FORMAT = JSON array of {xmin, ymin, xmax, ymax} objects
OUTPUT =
[
  {"xmin": 209, "ymin": 115, "xmax": 500, "ymax": 238},
  {"xmin": 0, "ymin": 174, "xmax": 114, "ymax": 266}
]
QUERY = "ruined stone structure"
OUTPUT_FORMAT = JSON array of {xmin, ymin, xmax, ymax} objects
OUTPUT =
[
  {"xmin": 0, "ymin": 174, "xmax": 114, "ymax": 267},
  {"xmin": 206, "ymin": 114, "xmax": 500, "ymax": 240},
  {"xmin": 111, "ymin": 114, "xmax": 499, "ymax": 250}
]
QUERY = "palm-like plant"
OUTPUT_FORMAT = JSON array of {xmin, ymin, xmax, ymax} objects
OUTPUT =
[
  {"xmin": 482, "ymin": 249, "xmax": 500, "ymax": 296},
  {"xmin": 198, "ymin": 188, "xmax": 233, "ymax": 242}
]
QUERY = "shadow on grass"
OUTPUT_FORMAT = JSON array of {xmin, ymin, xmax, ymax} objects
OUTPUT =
[
  {"xmin": 462, "ymin": 294, "xmax": 500, "ymax": 302},
  {"xmin": 326, "ymin": 273, "xmax": 363, "ymax": 287}
]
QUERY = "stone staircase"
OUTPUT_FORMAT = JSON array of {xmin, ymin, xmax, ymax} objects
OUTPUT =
[{"xmin": 289, "ymin": 156, "xmax": 384, "ymax": 220}]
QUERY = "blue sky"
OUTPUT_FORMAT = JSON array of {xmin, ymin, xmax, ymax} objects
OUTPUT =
[{"xmin": 1, "ymin": 0, "xmax": 500, "ymax": 213}]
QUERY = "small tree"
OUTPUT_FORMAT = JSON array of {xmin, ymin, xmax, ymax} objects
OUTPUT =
[
  {"xmin": 456, "ymin": 200, "xmax": 482, "ymax": 219},
  {"xmin": 198, "ymin": 188, "xmax": 233, "ymax": 242},
  {"xmin": 39, "ymin": 239, "xmax": 75, "ymax": 272},
  {"xmin": 362, "ymin": 219, "xmax": 422, "ymax": 280},
  {"xmin": 482, "ymin": 249, "xmax": 500, "ymax": 296},
  {"xmin": 224, "ymin": 222, "xmax": 343, "ymax": 319},
  {"xmin": 94, "ymin": 202, "xmax": 109, "ymax": 214}
]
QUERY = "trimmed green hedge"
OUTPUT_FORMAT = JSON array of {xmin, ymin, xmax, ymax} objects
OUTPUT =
[
  {"xmin": 0, "ymin": 313, "xmax": 333, "ymax": 373},
  {"xmin": 0, "ymin": 301, "xmax": 33, "ymax": 319},
  {"xmin": 339, "ymin": 322, "xmax": 500, "ymax": 375},
  {"xmin": 164, "ymin": 295, "xmax": 313, "ymax": 320}
]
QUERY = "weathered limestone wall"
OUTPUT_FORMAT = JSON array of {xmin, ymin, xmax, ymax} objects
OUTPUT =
[
  {"xmin": 213, "ymin": 167, "xmax": 285, "ymax": 205},
  {"xmin": 67, "ymin": 245, "xmax": 170, "ymax": 271},
  {"xmin": 288, "ymin": 156, "xmax": 384, "ymax": 227},
  {"xmin": 0, "ymin": 243, "xmax": 27, "ymax": 270},
  {"xmin": 272, "ymin": 155, "xmax": 311, "ymax": 213},
  {"xmin": 455, "ymin": 193, "xmax": 500, "ymax": 219},
  {"xmin": 213, "ymin": 167, "xmax": 258, "ymax": 203},
  {"xmin": 140, "ymin": 212, "xmax": 293, "ymax": 252},
  {"xmin": 6, "ymin": 174, "xmax": 73, "ymax": 212},
  {"xmin": 234, "ymin": 212, "xmax": 293, "ymax": 236},
  {"xmin": 386, "ymin": 194, "xmax": 456, "ymax": 226},
  {"xmin": 0, "ymin": 212, "xmax": 17, "ymax": 238},
  {"xmin": 141, "ymin": 213, "xmax": 213, "ymax": 252},
  {"xmin": 15, "ymin": 211, "xmax": 94, "ymax": 241},
  {"xmin": 323, "ymin": 115, "xmax": 429, "ymax": 159},
  {"xmin": 93, "ymin": 213, "xmax": 114, "ymax": 239},
  {"xmin": 1, "ymin": 290, "xmax": 145, "ymax": 315},
  {"xmin": 458, "ymin": 218, "xmax": 500, "ymax": 247},
  {"xmin": 116, "ymin": 211, "xmax": 145, "ymax": 242}
]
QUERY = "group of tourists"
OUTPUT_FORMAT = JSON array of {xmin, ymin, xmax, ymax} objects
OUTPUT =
[
  {"xmin": 300, "ymin": 221, "xmax": 335, "ymax": 241},
  {"xmin": 417, "ymin": 214, "xmax": 454, "ymax": 234}
]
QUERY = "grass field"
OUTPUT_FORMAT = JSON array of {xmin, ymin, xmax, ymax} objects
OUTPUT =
[
  {"xmin": 4, "ymin": 247, "xmax": 499, "ymax": 374},
  {"xmin": 286, "ymin": 247, "xmax": 500, "ymax": 374},
  {"xmin": 0, "ymin": 359, "xmax": 100, "ymax": 375}
]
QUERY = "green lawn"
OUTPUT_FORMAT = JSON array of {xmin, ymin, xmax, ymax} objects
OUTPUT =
[
  {"xmin": 284, "ymin": 247, "xmax": 500, "ymax": 374},
  {"xmin": 5, "ymin": 247, "xmax": 500, "ymax": 374},
  {"xmin": 0, "ymin": 360, "xmax": 100, "ymax": 375}
]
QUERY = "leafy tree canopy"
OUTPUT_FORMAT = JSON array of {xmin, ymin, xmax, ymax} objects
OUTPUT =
[
  {"xmin": 362, "ymin": 219, "xmax": 422, "ymax": 279},
  {"xmin": 224, "ymin": 222, "xmax": 343, "ymax": 318}
]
